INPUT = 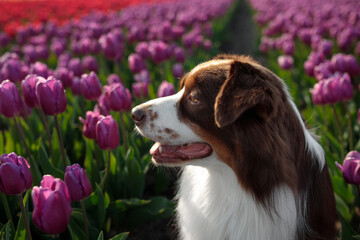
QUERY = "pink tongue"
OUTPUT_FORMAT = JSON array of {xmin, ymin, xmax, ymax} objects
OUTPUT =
[{"xmin": 150, "ymin": 142, "xmax": 212, "ymax": 162}]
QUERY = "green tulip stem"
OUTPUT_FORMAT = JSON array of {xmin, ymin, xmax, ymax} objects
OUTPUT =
[
  {"xmin": 80, "ymin": 200, "xmax": 89, "ymax": 240},
  {"xmin": 344, "ymin": 103, "xmax": 353, "ymax": 151},
  {"xmin": 13, "ymin": 117, "xmax": 33, "ymax": 165},
  {"xmin": 331, "ymin": 105, "xmax": 344, "ymax": 158},
  {"xmin": 18, "ymin": 194, "xmax": 32, "ymax": 240},
  {"xmin": 54, "ymin": 115, "xmax": 67, "ymax": 169},
  {"xmin": 38, "ymin": 110, "xmax": 53, "ymax": 157},
  {"xmin": 103, "ymin": 150, "xmax": 111, "ymax": 194},
  {"xmin": 0, "ymin": 192, "xmax": 15, "ymax": 231},
  {"xmin": 118, "ymin": 112, "xmax": 128, "ymax": 150}
]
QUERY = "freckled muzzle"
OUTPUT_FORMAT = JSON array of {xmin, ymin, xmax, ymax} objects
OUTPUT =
[{"xmin": 131, "ymin": 104, "xmax": 213, "ymax": 165}]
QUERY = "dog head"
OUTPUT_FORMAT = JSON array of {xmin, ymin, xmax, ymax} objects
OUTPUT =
[{"xmin": 132, "ymin": 54, "xmax": 324, "ymax": 202}]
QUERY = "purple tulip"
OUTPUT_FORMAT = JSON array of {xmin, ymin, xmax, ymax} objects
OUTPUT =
[
  {"xmin": 71, "ymin": 77, "xmax": 82, "ymax": 95},
  {"xmin": 336, "ymin": 151, "xmax": 360, "ymax": 185},
  {"xmin": 107, "ymin": 74, "xmax": 122, "ymax": 85},
  {"xmin": 173, "ymin": 47, "xmax": 186, "ymax": 63},
  {"xmin": 68, "ymin": 58, "xmax": 84, "ymax": 77},
  {"xmin": 79, "ymin": 72, "xmax": 102, "ymax": 100},
  {"xmin": 128, "ymin": 53, "xmax": 146, "ymax": 74},
  {"xmin": 1, "ymin": 59, "xmax": 25, "ymax": 83},
  {"xmin": 29, "ymin": 62, "xmax": 51, "ymax": 78},
  {"xmin": 0, "ymin": 80, "xmax": 24, "ymax": 118},
  {"xmin": 36, "ymin": 76, "xmax": 67, "ymax": 115},
  {"xmin": 21, "ymin": 75, "xmax": 40, "ymax": 108},
  {"xmin": 310, "ymin": 73, "xmax": 353, "ymax": 105},
  {"xmin": 132, "ymin": 82, "xmax": 149, "ymax": 98},
  {"xmin": 331, "ymin": 54, "xmax": 347, "ymax": 73},
  {"xmin": 32, "ymin": 175, "xmax": 72, "ymax": 234},
  {"xmin": 57, "ymin": 52, "xmax": 72, "ymax": 68},
  {"xmin": 135, "ymin": 42, "xmax": 151, "ymax": 59},
  {"xmin": 0, "ymin": 153, "xmax": 32, "ymax": 195},
  {"xmin": 314, "ymin": 61, "xmax": 333, "ymax": 81},
  {"xmin": 82, "ymin": 56, "xmax": 99, "ymax": 73},
  {"xmin": 172, "ymin": 63, "xmax": 184, "ymax": 78},
  {"xmin": 96, "ymin": 115, "xmax": 120, "ymax": 150},
  {"xmin": 108, "ymin": 83, "xmax": 133, "ymax": 112},
  {"xmin": 355, "ymin": 42, "xmax": 360, "ymax": 56},
  {"xmin": 344, "ymin": 55, "xmax": 360, "ymax": 76},
  {"xmin": 318, "ymin": 40, "xmax": 333, "ymax": 57},
  {"xmin": 149, "ymin": 41, "xmax": 170, "ymax": 64},
  {"xmin": 277, "ymin": 55, "xmax": 293, "ymax": 70},
  {"xmin": 99, "ymin": 32, "xmax": 121, "ymax": 59},
  {"xmin": 53, "ymin": 67, "xmax": 74, "ymax": 88},
  {"xmin": 79, "ymin": 111, "xmax": 100, "ymax": 139},
  {"xmin": 134, "ymin": 70, "xmax": 151, "ymax": 84},
  {"xmin": 50, "ymin": 38, "xmax": 66, "ymax": 56},
  {"xmin": 64, "ymin": 164, "xmax": 92, "ymax": 201},
  {"xmin": 157, "ymin": 81, "xmax": 175, "ymax": 98},
  {"xmin": 97, "ymin": 93, "xmax": 111, "ymax": 115}
]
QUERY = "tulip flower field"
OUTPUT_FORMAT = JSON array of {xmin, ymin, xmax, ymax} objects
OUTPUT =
[{"xmin": 0, "ymin": 0, "xmax": 360, "ymax": 238}]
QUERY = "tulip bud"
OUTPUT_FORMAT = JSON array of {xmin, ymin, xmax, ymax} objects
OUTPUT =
[
  {"xmin": 157, "ymin": 81, "xmax": 175, "ymax": 98},
  {"xmin": 172, "ymin": 63, "xmax": 184, "ymax": 78},
  {"xmin": 277, "ymin": 55, "xmax": 293, "ymax": 70},
  {"xmin": 134, "ymin": 70, "xmax": 151, "ymax": 84},
  {"xmin": 135, "ymin": 42, "xmax": 151, "ymax": 60},
  {"xmin": 32, "ymin": 175, "xmax": 72, "ymax": 234},
  {"xmin": 82, "ymin": 55, "xmax": 99, "ymax": 73},
  {"xmin": 21, "ymin": 74, "xmax": 40, "ymax": 108},
  {"xmin": 108, "ymin": 83, "xmax": 133, "ymax": 112},
  {"xmin": 336, "ymin": 151, "xmax": 360, "ymax": 185},
  {"xmin": 79, "ymin": 71, "xmax": 102, "ymax": 100},
  {"xmin": 64, "ymin": 164, "xmax": 92, "ymax": 201},
  {"xmin": 97, "ymin": 92, "xmax": 111, "ymax": 115},
  {"xmin": 96, "ymin": 115, "xmax": 120, "ymax": 150},
  {"xmin": 79, "ymin": 110, "xmax": 100, "ymax": 139},
  {"xmin": 68, "ymin": 58, "xmax": 84, "ymax": 77},
  {"xmin": 173, "ymin": 47, "xmax": 185, "ymax": 63},
  {"xmin": 107, "ymin": 73, "xmax": 122, "ymax": 85},
  {"xmin": 36, "ymin": 76, "xmax": 67, "ymax": 115},
  {"xmin": 0, "ymin": 153, "xmax": 32, "ymax": 195},
  {"xmin": 0, "ymin": 80, "xmax": 24, "ymax": 118},
  {"xmin": 53, "ymin": 67, "xmax": 74, "ymax": 88},
  {"xmin": 29, "ymin": 62, "xmax": 50, "ymax": 78},
  {"xmin": 132, "ymin": 82, "xmax": 149, "ymax": 98},
  {"xmin": 128, "ymin": 53, "xmax": 146, "ymax": 73},
  {"xmin": 0, "ymin": 59, "xmax": 25, "ymax": 83}
]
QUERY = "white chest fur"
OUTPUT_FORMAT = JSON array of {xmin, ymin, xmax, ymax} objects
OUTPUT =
[{"xmin": 176, "ymin": 157, "xmax": 298, "ymax": 240}]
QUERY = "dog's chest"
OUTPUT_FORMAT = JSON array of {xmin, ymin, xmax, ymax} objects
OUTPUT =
[{"xmin": 176, "ymin": 163, "xmax": 297, "ymax": 240}]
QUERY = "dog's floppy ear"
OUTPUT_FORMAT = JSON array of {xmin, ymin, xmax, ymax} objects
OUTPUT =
[{"xmin": 215, "ymin": 61, "xmax": 276, "ymax": 128}]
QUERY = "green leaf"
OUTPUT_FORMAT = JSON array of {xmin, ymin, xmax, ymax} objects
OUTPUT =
[
  {"xmin": 109, "ymin": 232, "xmax": 129, "ymax": 240},
  {"xmin": 0, "ymin": 221, "xmax": 11, "ymax": 240},
  {"xmin": 14, "ymin": 191, "xmax": 30, "ymax": 240},
  {"xmin": 37, "ymin": 143, "xmax": 64, "ymax": 178},
  {"xmin": 84, "ymin": 184, "xmax": 106, "ymax": 229},
  {"xmin": 97, "ymin": 231, "xmax": 104, "ymax": 240},
  {"xmin": 68, "ymin": 216, "xmax": 85, "ymax": 240},
  {"xmin": 84, "ymin": 139, "xmax": 100, "ymax": 186},
  {"xmin": 334, "ymin": 193, "xmax": 352, "ymax": 222}
]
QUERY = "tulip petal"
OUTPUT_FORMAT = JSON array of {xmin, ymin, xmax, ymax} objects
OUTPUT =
[
  {"xmin": 0, "ymin": 162, "xmax": 25, "ymax": 195},
  {"xmin": 40, "ymin": 191, "xmax": 72, "ymax": 234}
]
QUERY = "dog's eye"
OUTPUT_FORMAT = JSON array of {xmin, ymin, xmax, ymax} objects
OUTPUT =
[{"xmin": 188, "ymin": 94, "xmax": 200, "ymax": 104}]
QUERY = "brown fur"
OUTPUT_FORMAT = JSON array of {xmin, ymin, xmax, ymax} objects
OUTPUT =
[{"xmin": 178, "ymin": 54, "xmax": 337, "ymax": 239}]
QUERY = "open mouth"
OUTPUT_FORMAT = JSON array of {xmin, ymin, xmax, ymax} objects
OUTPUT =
[{"xmin": 150, "ymin": 142, "xmax": 213, "ymax": 164}]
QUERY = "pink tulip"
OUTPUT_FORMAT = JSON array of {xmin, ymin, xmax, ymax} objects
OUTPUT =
[
  {"xmin": 65, "ymin": 164, "xmax": 92, "ymax": 201},
  {"xmin": 0, "ymin": 153, "xmax": 32, "ymax": 195},
  {"xmin": 32, "ymin": 175, "xmax": 72, "ymax": 234}
]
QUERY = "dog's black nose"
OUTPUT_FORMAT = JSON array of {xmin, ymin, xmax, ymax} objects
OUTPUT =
[{"xmin": 131, "ymin": 107, "xmax": 146, "ymax": 125}]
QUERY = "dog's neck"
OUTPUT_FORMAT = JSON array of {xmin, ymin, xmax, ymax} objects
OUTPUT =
[{"xmin": 176, "ymin": 155, "xmax": 298, "ymax": 240}]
